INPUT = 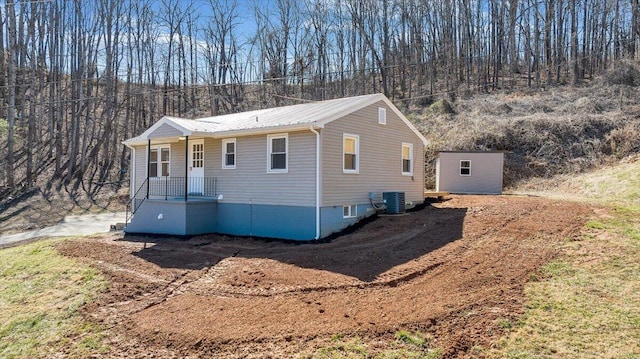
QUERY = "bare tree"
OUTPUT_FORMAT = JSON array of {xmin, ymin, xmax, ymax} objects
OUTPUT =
[
  {"xmin": 5, "ymin": 0, "xmax": 17, "ymax": 188},
  {"xmin": 1, "ymin": 0, "xmax": 640, "ymax": 196}
]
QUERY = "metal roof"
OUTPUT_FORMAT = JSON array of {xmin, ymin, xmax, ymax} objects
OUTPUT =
[{"xmin": 124, "ymin": 93, "xmax": 428, "ymax": 146}]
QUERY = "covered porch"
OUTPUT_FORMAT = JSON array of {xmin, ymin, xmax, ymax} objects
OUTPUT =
[
  {"xmin": 125, "ymin": 132, "xmax": 221, "ymax": 223},
  {"xmin": 123, "ymin": 117, "xmax": 227, "ymax": 235}
]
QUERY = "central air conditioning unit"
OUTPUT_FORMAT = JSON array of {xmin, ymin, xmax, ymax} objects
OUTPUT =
[{"xmin": 383, "ymin": 192, "xmax": 406, "ymax": 214}]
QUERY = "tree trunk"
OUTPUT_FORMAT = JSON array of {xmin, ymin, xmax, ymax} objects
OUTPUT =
[{"xmin": 6, "ymin": 0, "xmax": 18, "ymax": 189}]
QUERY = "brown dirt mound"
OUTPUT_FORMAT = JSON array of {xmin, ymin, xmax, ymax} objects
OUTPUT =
[{"xmin": 57, "ymin": 195, "xmax": 592, "ymax": 358}]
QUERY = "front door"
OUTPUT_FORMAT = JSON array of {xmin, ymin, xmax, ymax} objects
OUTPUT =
[{"xmin": 188, "ymin": 140, "xmax": 204, "ymax": 195}]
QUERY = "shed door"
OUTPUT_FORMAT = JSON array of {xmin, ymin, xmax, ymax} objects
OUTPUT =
[{"xmin": 188, "ymin": 140, "xmax": 204, "ymax": 195}]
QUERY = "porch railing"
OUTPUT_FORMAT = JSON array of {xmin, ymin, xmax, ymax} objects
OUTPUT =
[
  {"xmin": 148, "ymin": 176, "xmax": 217, "ymax": 199},
  {"xmin": 125, "ymin": 177, "xmax": 218, "ymax": 224}
]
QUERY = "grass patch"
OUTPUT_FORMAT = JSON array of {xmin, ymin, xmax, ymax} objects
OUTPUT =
[
  {"xmin": 487, "ymin": 163, "xmax": 640, "ymax": 358},
  {"xmin": 308, "ymin": 331, "xmax": 441, "ymax": 359},
  {"xmin": 311, "ymin": 336, "xmax": 368, "ymax": 358},
  {"xmin": 585, "ymin": 220, "xmax": 605, "ymax": 229},
  {"xmin": 479, "ymin": 161, "xmax": 640, "ymax": 359},
  {"xmin": 395, "ymin": 330, "xmax": 429, "ymax": 347},
  {"xmin": 0, "ymin": 239, "xmax": 107, "ymax": 358},
  {"xmin": 376, "ymin": 348, "xmax": 442, "ymax": 359}
]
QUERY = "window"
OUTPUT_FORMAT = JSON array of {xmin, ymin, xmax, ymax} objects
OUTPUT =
[
  {"xmin": 343, "ymin": 204, "xmax": 357, "ymax": 218},
  {"xmin": 343, "ymin": 134, "xmax": 359, "ymax": 173},
  {"xmin": 460, "ymin": 160, "xmax": 471, "ymax": 176},
  {"xmin": 149, "ymin": 146, "xmax": 170, "ymax": 177},
  {"xmin": 378, "ymin": 107, "xmax": 386, "ymax": 125},
  {"xmin": 192, "ymin": 142, "xmax": 203, "ymax": 168},
  {"xmin": 222, "ymin": 138, "xmax": 236, "ymax": 169},
  {"xmin": 402, "ymin": 143, "xmax": 413, "ymax": 175},
  {"xmin": 268, "ymin": 134, "xmax": 288, "ymax": 173}
]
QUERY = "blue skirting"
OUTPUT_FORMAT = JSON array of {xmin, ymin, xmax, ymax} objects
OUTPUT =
[
  {"xmin": 320, "ymin": 204, "xmax": 376, "ymax": 238},
  {"xmin": 126, "ymin": 200, "xmax": 375, "ymax": 240},
  {"xmin": 216, "ymin": 203, "xmax": 316, "ymax": 240}
]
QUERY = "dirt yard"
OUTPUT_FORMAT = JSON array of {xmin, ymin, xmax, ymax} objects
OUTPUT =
[{"xmin": 57, "ymin": 195, "xmax": 593, "ymax": 358}]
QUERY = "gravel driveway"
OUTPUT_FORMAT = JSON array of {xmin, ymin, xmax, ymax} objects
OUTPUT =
[{"xmin": 0, "ymin": 212, "xmax": 126, "ymax": 248}]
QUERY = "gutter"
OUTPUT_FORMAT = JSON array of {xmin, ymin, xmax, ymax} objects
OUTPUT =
[
  {"xmin": 309, "ymin": 125, "xmax": 321, "ymax": 240},
  {"xmin": 122, "ymin": 124, "xmax": 324, "ymax": 147}
]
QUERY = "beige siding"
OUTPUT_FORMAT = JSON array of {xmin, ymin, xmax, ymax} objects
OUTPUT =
[
  {"xmin": 322, "ymin": 100, "xmax": 426, "ymax": 206},
  {"xmin": 130, "ymin": 142, "xmax": 186, "ymax": 195},
  {"xmin": 148, "ymin": 123, "xmax": 182, "ymax": 138},
  {"xmin": 204, "ymin": 138, "xmax": 217, "ymax": 175},
  {"xmin": 132, "ymin": 145, "xmax": 147, "ymax": 196},
  {"xmin": 210, "ymin": 131, "xmax": 316, "ymax": 206},
  {"xmin": 436, "ymin": 152, "xmax": 504, "ymax": 194},
  {"xmin": 171, "ymin": 141, "xmax": 187, "ymax": 178}
]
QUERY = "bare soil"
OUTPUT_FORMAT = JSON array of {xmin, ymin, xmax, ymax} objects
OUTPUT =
[{"xmin": 57, "ymin": 195, "xmax": 593, "ymax": 358}]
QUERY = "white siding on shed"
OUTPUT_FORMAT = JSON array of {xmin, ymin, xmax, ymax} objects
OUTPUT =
[{"xmin": 436, "ymin": 152, "xmax": 504, "ymax": 194}]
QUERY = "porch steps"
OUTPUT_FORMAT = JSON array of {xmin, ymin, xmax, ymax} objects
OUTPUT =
[{"xmin": 110, "ymin": 222, "xmax": 127, "ymax": 232}]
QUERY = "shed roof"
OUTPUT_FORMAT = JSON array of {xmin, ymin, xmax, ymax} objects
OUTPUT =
[{"xmin": 124, "ymin": 93, "xmax": 428, "ymax": 146}]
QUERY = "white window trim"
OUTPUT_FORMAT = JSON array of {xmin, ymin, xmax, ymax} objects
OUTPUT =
[
  {"xmin": 267, "ymin": 133, "xmax": 288, "ymax": 173},
  {"xmin": 401, "ymin": 142, "xmax": 414, "ymax": 176},
  {"xmin": 343, "ymin": 204, "xmax": 357, "ymax": 218},
  {"xmin": 149, "ymin": 144, "xmax": 170, "ymax": 177},
  {"xmin": 378, "ymin": 107, "xmax": 387, "ymax": 125},
  {"xmin": 343, "ymin": 133, "xmax": 360, "ymax": 174},
  {"xmin": 460, "ymin": 160, "xmax": 471, "ymax": 176},
  {"xmin": 222, "ymin": 138, "xmax": 236, "ymax": 169}
]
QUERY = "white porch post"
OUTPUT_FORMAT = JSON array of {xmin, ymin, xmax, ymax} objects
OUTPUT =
[
  {"xmin": 184, "ymin": 136, "xmax": 189, "ymax": 201},
  {"xmin": 146, "ymin": 139, "xmax": 150, "ymax": 199}
]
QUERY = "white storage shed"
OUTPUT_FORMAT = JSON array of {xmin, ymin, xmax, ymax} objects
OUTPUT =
[{"xmin": 435, "ymin": 151, "xmax": 505, "ymax": 194}]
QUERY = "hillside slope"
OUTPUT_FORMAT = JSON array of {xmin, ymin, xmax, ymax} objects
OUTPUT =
[
  {"xmin": 516, "ymin": 154, "xmax": 640, "ymax": 206},
  {"xmin": 410, "ymin": 82, "xmax": 640, "ymax": 189}
]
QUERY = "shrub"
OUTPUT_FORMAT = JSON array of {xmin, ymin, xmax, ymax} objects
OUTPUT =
[
  {"xmin": 603, "ymin": 61, "xmax": 640, "ymax": 86},
  {"xmin": 605, "ymin": 122, "xmax": 640, "ymax": 159},
  {"xmin": 428, "ymin": 99, "xmax": 455, "ymax": 114}
]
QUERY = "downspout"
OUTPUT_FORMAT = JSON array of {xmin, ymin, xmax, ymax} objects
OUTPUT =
[
  {"xmin": 146, "ymin": 139, "xmax": 150, "ymax": 199},
  {"xmin": 309, "ymin": 125, "xmax": 320, "ymax": 240},
  {"xmin": 184, "ymin": 136, "xmax": 189, "ymax": 201}
]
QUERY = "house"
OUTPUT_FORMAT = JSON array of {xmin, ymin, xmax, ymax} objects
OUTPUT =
[
  {"xmin": 435, "ymin": 151, "xmax": 504, "ymax": 194},
  {"xmin": 122, "ymin": 93, "xmax": 428, "ymax": 240}
]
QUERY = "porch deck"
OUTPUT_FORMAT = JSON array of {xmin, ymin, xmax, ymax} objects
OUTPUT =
[{"xmin": 125, "ymin": 197, "xmax": 218, "ymax": 236}]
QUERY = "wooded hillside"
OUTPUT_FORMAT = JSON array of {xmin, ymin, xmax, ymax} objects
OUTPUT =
[{"xmin": 1, "ymin": 0, "xmax": 639, "ymax": 196}]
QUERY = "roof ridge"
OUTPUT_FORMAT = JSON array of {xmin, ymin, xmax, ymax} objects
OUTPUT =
[{"xmin": 122, "ymin": 93, "xmax": 427, "ymax": 147}]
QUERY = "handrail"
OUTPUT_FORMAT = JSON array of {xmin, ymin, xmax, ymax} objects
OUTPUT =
[{"xmin": 125, "ymin": 178, "xmax": 149, "ymax": 225}]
